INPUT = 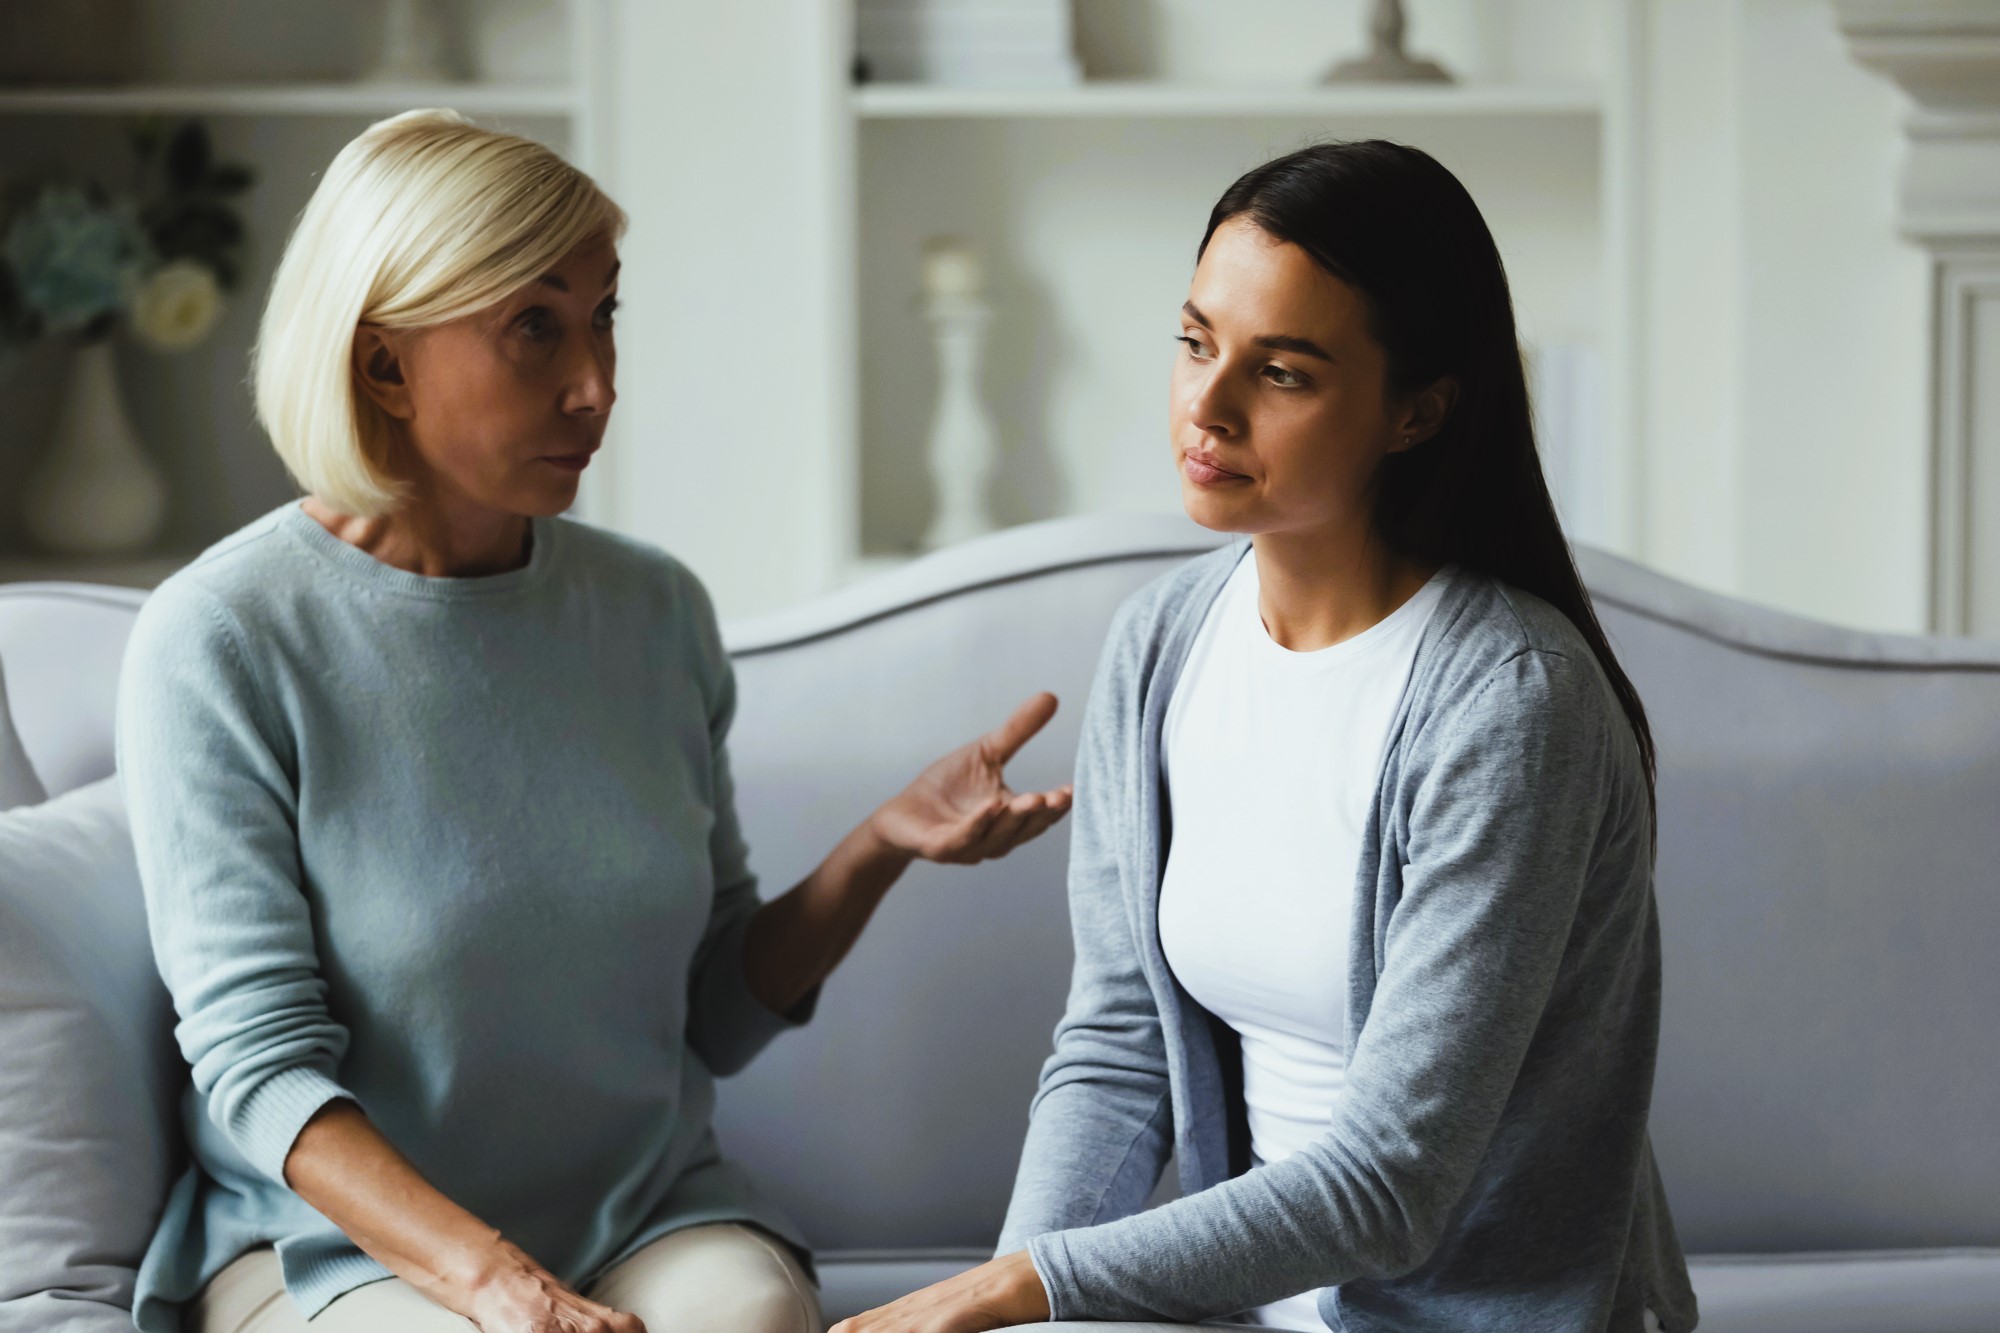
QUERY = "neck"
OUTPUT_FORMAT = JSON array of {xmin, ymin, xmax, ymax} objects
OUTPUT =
[
  {"xmin": 1249, "ymin": 521, "xmax": 1438, "ymax": 652},
  {"xmin": 303, "ymin": 488, "xmax": 532, "ymax": 579}
]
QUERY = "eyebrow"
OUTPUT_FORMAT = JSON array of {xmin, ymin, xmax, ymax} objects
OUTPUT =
[
  {"xmin": 539, "ymin": 259, "xmax": 622, "ymax": 294},
  {"xmin": 1182, "ymin": 300, "xmax": 1334, "ymax": 362}
]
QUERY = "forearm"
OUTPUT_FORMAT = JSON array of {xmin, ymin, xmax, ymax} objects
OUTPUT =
[
  {"xmin": 998, "ymin": 1077, "xmax": 1173, "ymax": 1254},
  {"xmin": 742, "ymin": 817, "xmax": 914, "ymax": 1015},
  {"xmin": 283, "ymin": 1100, "xmax": 520, "ymax": 1316}
]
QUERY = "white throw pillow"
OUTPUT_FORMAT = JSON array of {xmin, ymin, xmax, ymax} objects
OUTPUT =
[
  {"xmin": 0, "ymin": 664, "xmax": 45, "ymax": 810},
  {"xmin": 0, "ymin": 777, "xmax": 180, "ymax": 1331}
]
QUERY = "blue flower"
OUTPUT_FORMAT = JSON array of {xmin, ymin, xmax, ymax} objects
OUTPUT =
[{"xmin": 2, "ymin": 185, "xmax": 148, "ymax": 335}]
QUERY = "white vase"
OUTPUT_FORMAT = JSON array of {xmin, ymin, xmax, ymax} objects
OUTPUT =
[
  {"xmin": 921, "ymin": 292, "xmax": 999, "ymax": 550},
  {"xmin": 24, "ymin": 341, "xmax": 169, "ymax": 556}
]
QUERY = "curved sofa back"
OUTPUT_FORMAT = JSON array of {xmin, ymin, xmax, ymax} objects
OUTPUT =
[{"xmin": 5, "ymin": 514, "xmax": 1996, "ymax": 1258}]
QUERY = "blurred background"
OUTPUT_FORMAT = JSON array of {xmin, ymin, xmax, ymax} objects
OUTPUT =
[{"xmin": 0, "ymin": 0, "xmax": 1987, "ymax": 636}]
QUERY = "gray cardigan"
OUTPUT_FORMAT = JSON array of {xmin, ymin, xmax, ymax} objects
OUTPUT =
[{"xmin": 997, "ymin": 542, "xmax": 1699, "ymax": 1333}]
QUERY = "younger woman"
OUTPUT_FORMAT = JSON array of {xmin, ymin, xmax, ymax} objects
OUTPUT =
[{"xmin": 837, "ymin": 142, "xmax": 1698, "ymax": 1333}]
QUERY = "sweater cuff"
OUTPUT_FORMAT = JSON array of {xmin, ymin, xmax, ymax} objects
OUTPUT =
[
  {"xmin": 226, "ymin": 1064, "xmax": 355, "ymax": 1186},
  {"xmin": 1026, "ymin": 1231, "xmax": 1082, "ymax": 1322}
]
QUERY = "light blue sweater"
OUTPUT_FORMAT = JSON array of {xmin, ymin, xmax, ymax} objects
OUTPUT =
[
  {"xmin": 118, "ymin": 503, "xmax": 810, "ymax": 1331},
  {"xmin": 998, "ymin": 542, "xmax": 1699, "ymax": 1332}
]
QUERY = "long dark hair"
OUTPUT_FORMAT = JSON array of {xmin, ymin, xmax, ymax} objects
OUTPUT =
[{"xmin": 1200, "ymin": 140, "xmax": 1658, "ymax": 830}]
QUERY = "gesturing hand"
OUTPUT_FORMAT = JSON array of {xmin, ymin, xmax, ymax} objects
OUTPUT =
[{"xmin": 868, "ymin": 692, "xmax": 1073, "ymax": 865}]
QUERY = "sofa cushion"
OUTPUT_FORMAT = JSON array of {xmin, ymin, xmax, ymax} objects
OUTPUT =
[
  {"xmin": 816, "ymin": 1248, "xmax": 2000, "ymax": 1331},
  {"xmin": 1578, "ymin": 549, "xmax": 2000, "ymax": 1253},
  {"xmin": 817, "ymin": 1250, "xmax": 985, "ymax": 1323},
  {"xmin": 1685, "ymin": 1249, "xmax": 2000, "ymax": 1333},
  {"xmin": 0, "ymin": 778, "xmax": 180, "ymax": 1331},
  {"xmin": 0, "ymin": 665, "xmax": 45, "ymax": 811},
  {"xmin": 815, "ymin": 1251, "xmax": 1270, "ymax": 1328}
]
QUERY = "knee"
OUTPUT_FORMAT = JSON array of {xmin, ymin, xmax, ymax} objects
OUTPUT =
[
  {"xmin": 716, "ymin": 1280, "xmax": 819, "ymax": 1333},
  {"xmin": 606, "ymin": 1228, "xmax": 821, "ymax": 1333},
  {"xmin": 627, "ymin": 1274, "xmax": 816, "ymax": 1333}
]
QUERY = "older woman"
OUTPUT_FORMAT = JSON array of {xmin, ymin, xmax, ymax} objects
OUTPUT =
[{"xmin": 119, "ymin": 110, "xmax": 1071, "ymax": 1333}]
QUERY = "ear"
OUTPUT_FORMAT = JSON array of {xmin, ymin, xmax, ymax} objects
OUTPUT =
[
  {"xmin": 1387, "ymin": 376, "xmax": 1460, "ymax": 454},
  {"xmin": 352, "ymin": 325, "xmax": 415, "ymax": 421}
]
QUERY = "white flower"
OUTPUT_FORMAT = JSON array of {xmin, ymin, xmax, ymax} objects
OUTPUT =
[{"xmin": 129, "ymin": 260, "xmax": 222, "ymax": 352}]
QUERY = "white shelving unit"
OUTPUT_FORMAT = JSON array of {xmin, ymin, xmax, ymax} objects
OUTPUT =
[
  {"xmin": 839, "ymin": 1, "xmax": 1642, "ymax": 576},
  {"xmin": 1, "ymin": 2, "xmax": 1651, "ymax": 615},
  {"xmin": 0, "ymin": 0, "xmax": 614, "ymax": 588}
]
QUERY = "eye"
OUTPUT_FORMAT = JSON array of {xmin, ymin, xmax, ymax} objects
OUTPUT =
[
  {"xmin": 594, "ymin": 296, "xmax": 620, "ymax": 331},
  {"xmin": 1263, "ymin": 364, "xmax": 1305, "ymax": 388},
  {"xmin": 515, "ymin": 307, "xmax": 557, "ymax": 341},
  {"xmin": 1175, "ymin": 333, "xmax": 1212, "ymax": 359}
]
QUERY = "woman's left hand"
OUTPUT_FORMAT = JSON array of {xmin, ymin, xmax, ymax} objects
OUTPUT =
[
  {"xmin": 831, "ymin": 1251, "xmax": 1051, "ymax": 1333},
  {"xmin": 869, "ymin": 693, "xmax": 1073, "ymax": 865}
]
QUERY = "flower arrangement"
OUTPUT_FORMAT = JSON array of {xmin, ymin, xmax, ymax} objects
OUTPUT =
[{"xmin": 0, "ymin": 119, "xmax": 253, "ymax": 355}]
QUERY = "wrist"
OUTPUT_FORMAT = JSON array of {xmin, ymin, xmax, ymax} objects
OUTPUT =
[
  {"xmin": 988, "ymin": 1249, "xmax": 1051, "ymax": 1322},
  {"xmin": 859, "ymin": 807, "xmax": 920, "ymax": 870},
  {"xmin": 447, "ymin": 1232, "xmax": 534, "ymax": 1312}
]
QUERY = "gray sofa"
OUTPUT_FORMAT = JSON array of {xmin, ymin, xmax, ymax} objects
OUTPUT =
[{"xmin": 2, "ymin": 511, "xmax": 1996, "ymax": 1332}]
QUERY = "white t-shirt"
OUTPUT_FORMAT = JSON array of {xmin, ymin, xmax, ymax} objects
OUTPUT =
[{"xmin": 1159, "ymin": 551, "xmax": 1451, "ymax": 1331}]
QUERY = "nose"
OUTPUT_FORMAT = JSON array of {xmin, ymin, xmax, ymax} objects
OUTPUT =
[
  {"xmin": 1183, "ymin": 356, "xmax": 1242, "ymax": 441},
  {"xmin": 563, "ymin": 336, "xmax": 616, "ymax": 417}
]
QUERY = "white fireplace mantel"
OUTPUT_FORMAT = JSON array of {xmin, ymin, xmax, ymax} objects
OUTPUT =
[{"xmin": 1839, "ymin": 0, "xmax": 2000, "ymax": 633}]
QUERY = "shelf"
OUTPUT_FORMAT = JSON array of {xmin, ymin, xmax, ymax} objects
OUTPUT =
[
  {"xmin": 0, "ymin": 82, "xmax": 580, "ymax": 118},
  {"xmin": 853, "ymin": 81, "xmax": 1602, "ymax": 121}
]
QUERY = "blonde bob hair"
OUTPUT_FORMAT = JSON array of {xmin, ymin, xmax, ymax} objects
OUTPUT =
[{"xmin": 252, "ymin": 109, "xmax": 626, "ymax": 517}]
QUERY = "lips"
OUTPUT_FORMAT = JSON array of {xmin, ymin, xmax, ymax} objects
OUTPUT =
[
  {"xmin": 542, "ymin": 449, "xmax": 596, "ymax": 473},
  {"xmin": 1182, "ymin": 449, "xmax": 1250, "ymax": 486}
]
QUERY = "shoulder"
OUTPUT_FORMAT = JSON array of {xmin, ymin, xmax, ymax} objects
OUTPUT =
[
  {"xmin": 129, "ymin": 508, "xmax": 303, "ymax": 678},
  {"xmin": 1410, "ymin": 569, "xmax": 1628, "ymax": 758},
  {"xmin": 119, "ymin": 517, "xmax": 308, "ymax": 757},
  {"xmin": 152, "ymin": 506, "xmax": 295, "ymax": 611}
]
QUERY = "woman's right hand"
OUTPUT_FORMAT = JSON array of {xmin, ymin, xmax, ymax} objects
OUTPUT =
[
  {"xmin": 282, "ymin": 1102, "xmax": 644, "ymax": 1333},
  {"xmin": 463, "ymin": 1242, "xmax": 646, "ymax": 1333}
]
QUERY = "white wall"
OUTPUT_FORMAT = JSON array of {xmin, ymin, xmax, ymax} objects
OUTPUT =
[{"xmin": 1637, "ymin": 0, "xmax": 1929, "ymax": 632}]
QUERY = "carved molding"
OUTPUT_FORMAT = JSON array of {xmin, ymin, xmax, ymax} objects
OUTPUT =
[
  {"xmin": 1839, "ymin": 1, "xmax": 2000, "ymax": 632},
  {"xmin": 1838, "ymin": 0, "xmax": 2000, "ymax": 241},
  {"xmin": 1839, "ymin": 2, "xmax": 2000, "ymax": 92}
]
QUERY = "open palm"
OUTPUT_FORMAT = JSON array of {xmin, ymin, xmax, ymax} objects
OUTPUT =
[{"xmin": 869, "ymin": 692, "xmax": 1074, "ymax": 865}]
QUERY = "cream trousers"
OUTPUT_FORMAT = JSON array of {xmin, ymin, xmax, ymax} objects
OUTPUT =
[{"xmin": 190, "ymin": 1224, "xmax": 822, "ymax": 1333}]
